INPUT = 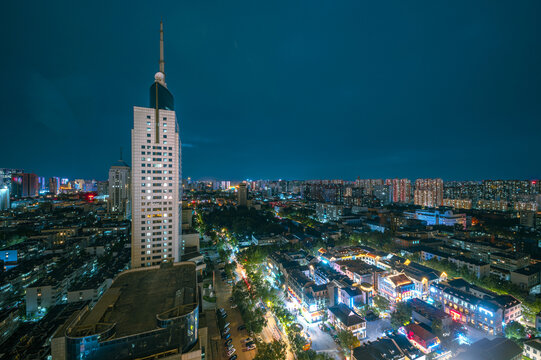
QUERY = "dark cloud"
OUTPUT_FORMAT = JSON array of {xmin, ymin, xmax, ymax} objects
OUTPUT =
[{"xmin": 1, "ymin": 1, "xmax": 539, "ymax": 180}]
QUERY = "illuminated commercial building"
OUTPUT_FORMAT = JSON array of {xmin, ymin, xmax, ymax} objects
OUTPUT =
[
  {"xmin": 429, "ymin": 279, "xmax": 521, "ymax": 335},
  {"xmin": 414, "ymin": 178, "xmax": 443, "ymax": 208},
  {"xmin": 404, "ymin": 209, "xmax": 466, "ymax": 229},
  {"xmin": 51, "ymin": 262, "xmax": 200, "ymax": 360},
  {"xmin": 131, "ymin": 22, "xmax": 181, "ymax": 268},
  {"xmin": 378, "ymin": 273, "xmax": 414, "ymax": 303},
  {"xmin": 403, "ymin": 323, "xmax": 440, "ymax": 354},
  {"xmin": 286, "ymin": 269, "xmax": 328, "ymax": 323}
]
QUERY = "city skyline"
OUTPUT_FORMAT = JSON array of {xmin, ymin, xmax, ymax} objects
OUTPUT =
[{"xmin": 2, "ymin": 1, "xmax": 540, "ymax": 181}]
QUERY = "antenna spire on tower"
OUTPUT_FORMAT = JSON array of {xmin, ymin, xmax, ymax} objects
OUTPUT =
[{"xmin": 159, "ymin": 21, "xmax": 165, "ymax": 75}]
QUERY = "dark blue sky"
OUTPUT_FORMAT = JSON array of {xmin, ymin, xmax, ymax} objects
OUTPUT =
[{"xmin": 1, "ymin": 1, "xmax": 539, "ymax": 181}]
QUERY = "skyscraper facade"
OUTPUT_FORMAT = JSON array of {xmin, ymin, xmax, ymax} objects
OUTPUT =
[
  {"xmin": 131, "ymin": 22, "xmax": 181, "ymax": 268},
  {"xmin": 414, "ymin": 178, "xmax": 444, "ymax": 208},
  {"xmin": 108, "ymin": 160, "xmax": 131, "ymax": 219}
]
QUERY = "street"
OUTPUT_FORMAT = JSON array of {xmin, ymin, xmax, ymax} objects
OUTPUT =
[
  {"xmin": 214, "ymin": 270, "xmax": 257, "ymax": 360},
  {"xmin": 365, "ymin": 318, "xmax": 393, "ymax": 342},
  {"xmin": 283, "ymin": 295, "xmax": 344, "ymax": 360}
]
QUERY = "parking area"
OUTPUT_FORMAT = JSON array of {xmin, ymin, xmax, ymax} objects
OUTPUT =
[{"xmin": 214, "ymin": 270, "xmax": 257, "ymax": 360}]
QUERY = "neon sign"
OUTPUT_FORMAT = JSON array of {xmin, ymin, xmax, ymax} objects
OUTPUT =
[
  {"xmin": 478, "ymin": 307, "xmax": 493, "ymax": 317},
  {"xmin": 449, "ymin": 309, "xmax": 462, "ymax": 321}
]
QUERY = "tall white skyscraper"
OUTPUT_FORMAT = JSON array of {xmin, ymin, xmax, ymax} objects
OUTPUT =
[{"xmin": 131, "ymin": 22, "xmax": 181, "ymax": 268}]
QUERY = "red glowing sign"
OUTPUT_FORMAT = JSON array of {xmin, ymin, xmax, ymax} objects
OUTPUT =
[{"xmin": 449, "ymin": 309, "xmax": 462, "ymax": 321}]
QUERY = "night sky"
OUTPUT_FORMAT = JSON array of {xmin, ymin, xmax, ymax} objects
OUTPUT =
[{"xmin": 1, "ymin": 1, "xmax": 540, "ymax": 181}]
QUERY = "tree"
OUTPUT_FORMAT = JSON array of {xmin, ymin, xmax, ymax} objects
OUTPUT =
[
  {"xmin": 288, "ymin": 331, "xmax": 308, "ymax": 354},
  {"xmin": 505, "ymin": 321, "xmax": 526, "ymax": 340},
  {"xmin": 390, "ymin": 302, "xmax": 411, "ymax": 329},
  {"xmin": 431, "ymin": 318, "xmax": 443, "ymax": 338},
  {"xmin": 373, "ymin": 295, "xmax": 391, "ymax": 312},
  {"xmin": 254, "ymin": 340, "xmax": 287, "ymax": 360},
  {"xmin": 337, "ymin": 329, "xmax": 358, "ymax": 355}
]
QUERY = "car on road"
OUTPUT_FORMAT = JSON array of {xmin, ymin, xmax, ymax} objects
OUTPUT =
[
  {"xmin": 226, "ymin": 348, "xmax": 236, "ymax": 357},
  {"xmin": 237, "ymin": 325, "xmax": 246, "ymax": 331}
]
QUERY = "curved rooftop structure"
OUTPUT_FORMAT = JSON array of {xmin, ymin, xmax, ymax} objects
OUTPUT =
[{"xmin": 57, "ymin": 262, "xmax": 198, "ymax": 360}]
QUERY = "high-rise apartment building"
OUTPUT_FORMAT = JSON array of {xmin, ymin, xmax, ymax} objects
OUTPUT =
[
  {"xmin": 386, "ymin": 178, "xmax": 411, "ymax": 203},
  {"xmin": 49, "ymin": 177, "xmax": 60, "ymax": 195},
  {"xmin": 238, "ymin": 182, "xmax": 248, "ymax": 206},
  {"xmin": 131, "ymin": 22, "xmax": 181, "ymax": 268},
  {"xmin": 11, "ymin": 173, "xmax": 39, "ymax": 198},
  {"xmin": 0, "ymin": 186, "xmax": 9, "ymax": 210},
  {"xmin": 108, "ymin": 159, "xmax": 131, "ymax": 219},
  {"xmin": 0, "ymin": 168, "xmax": 24, "ymax": 192},
  {"xmin": 414, "ymin": 178, "xmax": 443, "ymax": 208}
]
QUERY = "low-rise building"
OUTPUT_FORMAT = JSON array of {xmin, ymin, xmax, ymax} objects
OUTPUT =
[
  {"xmin": 490, "ymin": 252, "xmax": 530, "ymax": 272},
  {"xmin": 404, "ymin": 209, "xmax": 466, "ymax": 229},
  {"xmin": 510, "ymin": 263, "xmax": 541, "ymax": 290},
  {"xmin": 403, "ymin": 323, "xmax": 440, "ymax": 354},
  {"xmin": 352, "ymin": 334, "xmax": 425, "ymax": 360},
  {"xmin": 455, "ymin": 337, "xmax": 521, "ymax": 360},
  {"xmin": 378, "ymin": 273, "xmax": 415, "ymax": 303},
  {"xmin": 327, "ymin": 303, "xmax": 366, "ymax": 339},
  {"xmin": 410, "ymin": 298, "xmax": 452, "ymax": 334},
  {"xmin": 51, "ymin": 262, "xmax": 202, "ymax": 360},
  {"xmin": 448, "ymin": 255, "xmax": 490, "ymax": 279},
  {"xmin": 429, "ymin": 279, "xmax": 521, "ymax": 335},
  {"xmin": 524, "ymin": 338, "xmax": 541, "ymax": 360}
]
